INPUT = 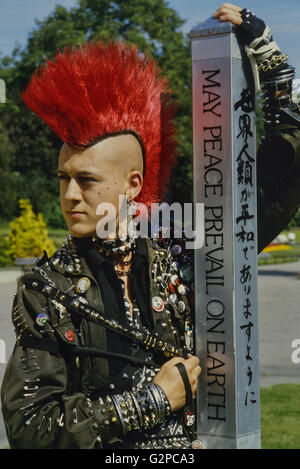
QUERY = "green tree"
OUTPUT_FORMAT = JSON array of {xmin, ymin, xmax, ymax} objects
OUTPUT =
[
  {"xmin": 0, "ymin": 0, "xmax": 193, "ymax": 228},
  {"xmin": 2, "ymin": 1, "xmax": 299, "ymax": 228}
]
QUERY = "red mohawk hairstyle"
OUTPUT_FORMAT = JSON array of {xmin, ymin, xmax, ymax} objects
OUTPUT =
[{"xmin": 22, "ymin": 41, "xmax": 178, "ymax": 205}]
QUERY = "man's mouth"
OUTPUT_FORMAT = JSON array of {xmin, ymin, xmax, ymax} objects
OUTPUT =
[{"xmin": 66, "ymin": 211, "xmax": 86, "ymax": 218}]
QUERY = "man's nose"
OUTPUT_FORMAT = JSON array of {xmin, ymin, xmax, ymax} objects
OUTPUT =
[{"xmin": 64, "ymin": 178, "xmax": 82, "ymax": 201}]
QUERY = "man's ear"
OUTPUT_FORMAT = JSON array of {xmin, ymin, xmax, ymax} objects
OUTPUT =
[{"xmin": 126, "ymin": 170, "xmax": 143, "ymax": 202}]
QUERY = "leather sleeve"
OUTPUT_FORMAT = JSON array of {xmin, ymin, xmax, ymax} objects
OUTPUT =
[
  {"xmin": 0, "ymin": 275, "xmax": 123, "ymax": 449},
  {"xmin": 257, "ymin": 128, "xmax": 300, "ymax": 252}
]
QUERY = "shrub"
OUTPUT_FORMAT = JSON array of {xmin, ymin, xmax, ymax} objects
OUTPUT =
[
  {"xmin": 0, "ymin": 237, "xmax": 12, "ymax": 267},
  {"xmin": 8, "ymin": 199, "xmax": 56, "ymax": 259}
]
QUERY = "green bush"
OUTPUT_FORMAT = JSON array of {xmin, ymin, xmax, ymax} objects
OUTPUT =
[
  {"xmin": 0, "ymin": 237, "xmax": 12, "ymax": 267},
  {"xmin": 43, "ymin": 196, "xmax": 67, "ymax": 229},
  {"xmin": 8, "ymin": 199, "xmax": 56, "ymax": 259}
]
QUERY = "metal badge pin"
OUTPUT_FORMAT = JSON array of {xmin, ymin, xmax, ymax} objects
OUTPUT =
[
  {"xmin": 171, "ymin": 245, "xmax": 182, "ymax": 256},
  {"xmin": 177, "ymin": 300, "xmax": 186, "ymax": 313},
  {"xmin": 180, "ymin": 264, "xmax": 193, "ymax": 283},
  {"xmin": 185, "ymin": 411, "xmax": 196, "ymax": 427},
  {"xmin": 171, "ymin": 274, "xmax": 180, "ymax": 286},
  {"xmin": 75, "ymin": 277, "xmax": 91, "ymax": 294},
  {"xmin": 51, "ymin": 299, "xmax": 66, "ymax": 319},
  {"xmin": 65, "ymin": 329, "xmax": 75, "ymax": 342},
  {"xmin": 152, "ymin": 296, "xmax": 164, "ymax": 312},
  {"xmin": 180, "ymin": 252, "xmax": 189, "ymax": 263},
  {"xmin": 36, "ymin": 313, "xmax": 48, "ymax": 327},
  {"xmin": 178, "ymin": 284, "xmax": 189, "ymax": 295}
]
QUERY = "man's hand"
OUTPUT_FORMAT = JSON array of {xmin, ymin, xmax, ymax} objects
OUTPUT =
[
  {"xmin": 152, "ymin": 356, "xmax": 201, "ymax": 412},
  {"xmin": 213, "ymin": 3, "xmax": 243, "ymax": 25}
]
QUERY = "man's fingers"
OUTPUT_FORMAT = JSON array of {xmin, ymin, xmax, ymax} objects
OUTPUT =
[
  {"xmin": 215, "ymin": 3, "xmax": 242, "ymax": 13},
  {"xmin": 214, "ymin": 7, "xmax": 241, "ymax": 18},
  {"xmin": 185, "ymin": 355, "xmax": 200, "ymax": 369},
  {"xmin": 194, "ymin": 364, "xmax": 202, "ymax": 378},
  {"xmin": 214, "ymin": 10, "xmax": 243, "ymax": 26},
  {"xmin": 164, "ymin": 356, "xmax": 185, "ymax": 369}
]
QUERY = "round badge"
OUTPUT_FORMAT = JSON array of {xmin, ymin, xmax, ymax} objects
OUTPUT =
[
  {"xmin": 171, "ymin": 261, "xmax": 180, "ymax": 272},
  {"xmin": 191, "ymin": 440, "xmax": 206, "ymax": 450},
  {"xmin": 171, "ymin": 245, "xmax": 182, "ymax": 256},
  {"xmin": 36, "ymin": 313, "xmax": 48, "ymax": 327},
  {"xmin": 76, "ymin": 277, "xmax": 91, "ymax": 294},
  {"xmin": 171, "ymin": 274, "xmax": 180, "ymax": 286},
  {"xmin": 169, "ymin": 282, "xmax": 175, "ymax": 294},
  {"xmin": 65, "ymin": 329, "xmax": 75, "ymax": 342},
  {"xmin": 177, "ymin": 300, "xmax": 186, "ymax": 313},
  {"xmin": 180, "ymin": 264, "xmax": 193, "ymax": 283},
  {"xmin": 152, "ymin": 296, "xmax": 164, "ymax": 312},
  {"xmin": 180, "ymin": 252, "xmax": 189, "ymax": 263},
  {"xmin": 185, "ymin": 411, "xmax": 196, "ymax": 427},
  {"xmin": 178, "ymin": 284, "xmax": 189, "ymax": 295}
]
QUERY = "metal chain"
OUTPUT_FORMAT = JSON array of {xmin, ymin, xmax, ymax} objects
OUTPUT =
[
  {"xmin": 258, "ymin": 53, "xmax": 288, "ymax": 73},
  {"xmin": 32, "ymin": 266, "xmax": 56, "ymax": 288}
]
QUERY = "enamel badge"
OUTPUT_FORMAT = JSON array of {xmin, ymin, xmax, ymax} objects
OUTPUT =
[{"xmin": 75, "ymin": 277, "xmax": 91, "ymax": 294}]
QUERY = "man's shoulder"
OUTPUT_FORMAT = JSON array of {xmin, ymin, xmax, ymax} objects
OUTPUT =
[{"xmin": 19, "ymin": 235, "xmax": 79, "ymax": 286}]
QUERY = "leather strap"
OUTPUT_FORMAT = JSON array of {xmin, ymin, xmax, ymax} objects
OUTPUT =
[
  {"xmin": 24, "ymin": 276, "xmax": 192, "ymax": 360},
  {"xmin": 175, "ymin": 362, "xmax": 193, "ymax": 409},
  {"xmin": 19, "ymin": 335, "xmax": 159, "ymax": 367}
]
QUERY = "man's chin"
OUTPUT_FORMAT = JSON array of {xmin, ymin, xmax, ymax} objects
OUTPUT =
[{"xmin": 67, "ymin": 222, "xmax": 96, "ymax": 239}]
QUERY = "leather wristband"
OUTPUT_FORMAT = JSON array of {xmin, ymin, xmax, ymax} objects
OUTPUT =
[{"xmin": 175, "ymin": 362, "xmax": 193, "ymax": 409}]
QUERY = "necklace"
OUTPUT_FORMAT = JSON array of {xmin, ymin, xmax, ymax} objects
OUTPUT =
[{"xmin": 92, "ymin": 236, "xmax": 136, "ymax": 277}]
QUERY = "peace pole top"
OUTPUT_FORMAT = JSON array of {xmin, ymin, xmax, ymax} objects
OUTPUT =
[{"xmin": 190, "ymin": 16, "xmax": 235, "ymax": 38}]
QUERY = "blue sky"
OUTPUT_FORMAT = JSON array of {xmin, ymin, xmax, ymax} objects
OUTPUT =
[{"xmin": 0, "ymin": 0, "xmax": 300, "ymax": 72}]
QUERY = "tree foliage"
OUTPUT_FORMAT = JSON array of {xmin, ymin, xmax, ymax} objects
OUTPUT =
[
  {"xmin": 1, "ymin": 1, "xmax": 298, "ymax": 228},
  {"xmin": 0, "ymin": 0, "xmax": 193, "ymax": 227}
]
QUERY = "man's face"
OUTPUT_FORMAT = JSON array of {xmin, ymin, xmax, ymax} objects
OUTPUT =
[{"xmin": 58, "ymin": 134, "xmax": 143, "ymax": 238}]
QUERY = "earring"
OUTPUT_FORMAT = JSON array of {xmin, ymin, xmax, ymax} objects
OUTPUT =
[{"xmin": 127, "ymin": 200, "xmax": 138, "ymax": 239}]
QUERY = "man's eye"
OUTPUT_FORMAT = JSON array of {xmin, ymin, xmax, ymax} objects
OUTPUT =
[
  {"xmin": 79, "ymin": 177, "xmax": 96, "ymax": 183},
  {"xmin": 58, "ymin": 175, "xmax": 69, "ymax": 180}
]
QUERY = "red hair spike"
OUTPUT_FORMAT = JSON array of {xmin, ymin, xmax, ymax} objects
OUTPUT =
[{"xmin": 22, "ymin": 41, "xmax": 178, "ymax": 205}]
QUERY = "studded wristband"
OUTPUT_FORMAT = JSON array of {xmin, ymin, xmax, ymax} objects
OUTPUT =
[{"xmin": 107, "ymin": 383, "xmax": 172, "ymax": 436}]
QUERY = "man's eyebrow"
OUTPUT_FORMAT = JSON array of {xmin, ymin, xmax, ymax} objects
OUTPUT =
[{"xmin": 57, "ymin": 170, "xmax": 97, "ymax": 176}]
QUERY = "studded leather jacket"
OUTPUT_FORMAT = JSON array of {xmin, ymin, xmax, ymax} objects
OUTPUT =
[
  {"xmin": 2, "ymin": 125, "xmax": 300, "ymax": 449},
  {"xmin": 1, "ymin": 235, "xmax": 195, "ymax": 449}
]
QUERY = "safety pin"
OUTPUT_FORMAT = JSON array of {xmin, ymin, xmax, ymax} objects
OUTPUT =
[
  {"xmin": 38, "ymin": 415, "xmax": 46, "ymax": 431},
  {"xmin": 57, "ymin": 413, "xmax": 64, "ymax": 427},
  {"xmin": 73, "ymin": 408, "xmax": 78, "ymax": 424},
  {"xmin": 25, "ymin": 413, "xmax": 37, "ymax": 426},
  {"xmin": 47, "ymin": 417, "xmax": 52, "ymax": 432}
]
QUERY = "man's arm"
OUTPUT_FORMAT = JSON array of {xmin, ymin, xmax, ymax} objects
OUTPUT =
[
  {"xmin": 1, "ymin": 281, "xmax": 123, "ymax": 449},
  {"xmin": 1, "ymin": 270, "xmax": 199, "ymax": 448},
  {"xmin": 214, "ymin": 4, "xmax": 300, "ymax": 251}
]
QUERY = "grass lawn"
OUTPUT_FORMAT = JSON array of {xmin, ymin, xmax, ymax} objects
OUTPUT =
[
  {"xmin": 261, "ymin": 384, "xmax": 300, "ymax": 449},
  {"xmin": 258, "ymin": 227, "xmax": 300, "ymax": 265}
]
